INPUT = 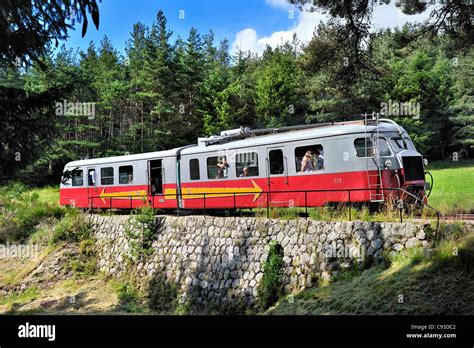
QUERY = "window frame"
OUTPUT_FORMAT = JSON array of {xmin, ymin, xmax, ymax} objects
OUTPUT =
[
  {"xmin": 118, "ymin": 165, "xmax": 134, "ymax": 185},
  {"xmin": 207, "ymin": 155, "xmax": 229, "ymax": 180},
  {"xmin": 268, "ymin": 149, "xmax": 284, "ymax": 176},
  {"xmin": 189, "ymin": 158, "xmax": 200, "ymax": 181},
  {"xmin": 354, "ymin": 138, "xmax": 375, "ymax": 158},
  {"xmin": 100, "ymin": 167, "xmax": 115, "ymax": 186},
  {"xmin": 71, "ymin": 169, "xmax": 84, "ymax": 187},
  {"xmin": 235, "ymin": 152, "xmax": 259, "ymax": 178},
  {"xmin": 294, "ymin": 144, "xmax": 325, "ymax": 173},
  {"xmin": 88, "ymin": 168, "xmax": 96, "ymax": 186},
  {"xmin": 377, "ymin": 138, "xmax": 392, "ymax": 157}
]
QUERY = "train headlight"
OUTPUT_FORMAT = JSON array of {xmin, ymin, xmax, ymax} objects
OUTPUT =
[
  {"xmin": 384, "ymin": 159, "xmax": 392, "ymax": 168},
  {"xmin": 423, "ymin": 158, "xmax": 428, "ymax": 166}
]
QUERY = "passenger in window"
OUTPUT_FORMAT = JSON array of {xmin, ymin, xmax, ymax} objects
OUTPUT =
[
  {"xmin": 217, "ymin": 159, "xmax": 229, "ymax": 178},
  {"xmin": 127, "ymin": 173, "xmax": 133, "ymax": 184},
  {"xmin": 301, "ymin": 150, "xmax": 315, "ymax": 172},
  {"xmin": 240, "ymin": 167, "xmax": 249, "ymax": 177},
  {"xmin": 88, "ymin": 170, "xmax": 96, "ymax": 186},
  {"xmin": 315, "ymin": 150, "xmax": 325, "ymax": 170},
  {"xmin": 216, "ymin": 167, "xmax": 224, "ymax": 179}
]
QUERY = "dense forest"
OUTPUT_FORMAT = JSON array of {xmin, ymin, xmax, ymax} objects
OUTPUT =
[{"xmin": 0, "ymin": 5, "xmax": 472, "ymax": 186}]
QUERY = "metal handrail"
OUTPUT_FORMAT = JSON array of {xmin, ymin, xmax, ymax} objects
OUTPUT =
[{"xmin": 87, "ymin": 186, "xmax": 441, "ymax": 235}]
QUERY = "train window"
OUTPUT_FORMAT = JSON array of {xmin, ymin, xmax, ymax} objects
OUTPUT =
[
  {"xmin": 207, "ymin": 156, "xmax": 228, "ymax": 179},
  {"xmin": 235, "ymin": 152, "xmax": 259, "ymax": 177},
  {"xmin": 88, "ymin": 169, "xmax": 96, "ymax": 186},
  {"xmin": 378, "ymin": 138, "xmax": 392, "ymax": 156},
  {"xmin": 403, "ymin": 136, "xmax": 415, "ymax": 150},
  {"xmin": 295, "ymin": 145, "xmax": 324, "ymax": 172},
  {"xmin": 101, "ymin": 167, "xmax": 114, "ymax": 185},
  {"xmin": 119, "ymin": 165, "xmax": 133, "ymax": 184},
  {"xmin": 190, "ymin": 159, "xmax": 200, "ymax": 180},
  {"xmin": 269, "ymin": 149, "xmax": 284, "ymax": 175},
  {"xmin": 354, "ymin": 138, "xmax": 374, "ymax": 157},
  {"xmin": 391, "ymin": 136, "xmax": 415, "ymax": 151},
  {"xmin": 71, "ymin": 169, "xmax": 84, "ymax": 186},
  {"xmin": 390, "ymin": 137, "xmax": 407, "ymax": 151}
]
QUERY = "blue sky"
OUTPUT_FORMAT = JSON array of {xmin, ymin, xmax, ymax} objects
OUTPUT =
[{"xmin": 62, "ymin": 0, "xmax": 432, "ymax": 56}]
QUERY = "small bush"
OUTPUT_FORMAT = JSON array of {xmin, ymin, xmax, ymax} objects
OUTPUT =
[
  {"xmin": 125, "ymin": 205, "xmax": 160, "ymax": 260},
  {"xmin": 147, "ymin": 274, "xmax": 178, "ymax": 312},
  {"xmin": 258, "ymin": 241, "xmax": 284, "ymax": 310},
  {"xmin": 438, "ymin": 221, "xmax": 465, "ymax": 241},
  {"xmin": 0, "ymin": 187, "xmax": 66, "ymax": 243},
  {"xmin": 111, "ymin": 280, "xmax": 146, "ymax": 313},
  {"xmin": 51, "ymin": 213, "xmax": 91, "ymax": 244}
]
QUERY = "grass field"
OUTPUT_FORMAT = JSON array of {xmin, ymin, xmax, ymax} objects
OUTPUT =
[
  {"xmin": 426, "ymin": 159, "xmax": 474, "ymax": 214},
  {"xmin": 34, "ymin": 186, "xmax": 60, "ymax": 205}
]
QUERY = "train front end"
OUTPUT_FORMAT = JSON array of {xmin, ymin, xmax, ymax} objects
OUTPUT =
[{"xmin": 380, "ymin": 128, "xmax": 430, "ymax": 204}]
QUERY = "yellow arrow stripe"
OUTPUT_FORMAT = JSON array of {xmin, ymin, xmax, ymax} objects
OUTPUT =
[
  {"xmin": 164, "ymin": 180, "xmax": 263, "ymax": 202},
  {"xmin": 99, "ymin": 189, "xmax": 147, "ymax": 204}
]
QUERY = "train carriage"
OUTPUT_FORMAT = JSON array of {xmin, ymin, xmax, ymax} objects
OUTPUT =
[{"xmin": 59, "ymin": 118, "xmax": 430, "ymax": 211}]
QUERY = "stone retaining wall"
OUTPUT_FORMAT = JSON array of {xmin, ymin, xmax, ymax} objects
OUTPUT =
[{"xmin": 87, "ymin": 215, "xmax": 431, "ymax": 308}]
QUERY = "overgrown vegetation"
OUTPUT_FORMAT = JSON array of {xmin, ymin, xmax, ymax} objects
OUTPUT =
[
  {"xmin": 147, "ymin": 274, "xmax": 179, "ymax": 313},
  {"xmin": 125, "ymin": 205, "xmax": 161, "ymax": 261},
  {"xmin": 0, "ymin": 183, "xmax": 66, "ymax": 243},
  {"xmin": 51, "ymin": 212, "xmax": 91, "ymax": 244},
  {"xmin": 110, "ymin": 279, "xmax": 144, "ymax": 313},
  {"xmin": 0, "ymin": 287, "xmax": 41, "ymax": 312},
  {"xmin": 258, "ymin": 241, "xmax": 284, "ymax": 310},
  {"xmin": 267, "ymin": 231, "xmax": 474, "ymax": 315},
  {"xmin": 66, "ymin": 238, "xmax": 97, "ymax": 277}
]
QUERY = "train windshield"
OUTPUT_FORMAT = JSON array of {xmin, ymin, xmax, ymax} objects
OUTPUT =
[{"xmin": 390, "ymin": 137, "xmax": 415, "ymax": 151}]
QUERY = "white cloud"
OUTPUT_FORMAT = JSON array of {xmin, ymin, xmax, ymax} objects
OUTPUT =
[
  {"xmin": 264, "ymin": 0, "xmax": 293, "ymax": 10},
  {"xmin": 231, "ymin": 1, "xmax": 434, "ymax": 55},
  {"xmin": 231, "ymin": 10, "xmax": 328, "ymax": 55},
  {"xmin": 371, "ymin": 1, "xmax": 432, "ymax": 31}
]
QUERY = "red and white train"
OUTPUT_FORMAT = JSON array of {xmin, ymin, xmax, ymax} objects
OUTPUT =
[{"xmin": 59, "ymin": 118, "xmax": 430, "ymax": 211}]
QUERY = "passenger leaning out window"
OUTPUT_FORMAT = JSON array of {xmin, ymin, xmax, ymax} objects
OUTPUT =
[{"xmin": 301, "ymin": 150, "xmax": 315, "ymax": 172}]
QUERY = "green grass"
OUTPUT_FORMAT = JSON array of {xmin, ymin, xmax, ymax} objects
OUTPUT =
[
  {"xmin": 427, "ymin": 159, "xmax": 474, "ymax": 214},
  {"xmin": 33, "ymin": 186, "xmax": 60, "ymax": 205},
  {"xmin": 267, "ymin": 231, "xmax": 474, "ymax": 315},
  {"xmin": 0, "ymin": 287, "xmax": 41, "ymax": 311},
  {"xmin": 0, "ymin": 184, "xmax": 67, "ymax": 243}
]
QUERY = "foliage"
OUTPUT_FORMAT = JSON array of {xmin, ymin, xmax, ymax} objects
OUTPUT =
[
  {"xmin": 110, "ymin": 279, "xmax": 146, "ymax": 313},
  {"xmin": 268, "ymin": 230, "xmax": 474, "ymax": 315},
  {"xmin": 0, "ymin": 184, "xmax": 66, "ymax": 242},
  {"xmin": 147, "ymin": 274, "xmax": 179, "ymax": 312},
  {"xmin": 66, "ymin": 238, "xmax": 97, "ymax": 277},
  {"xmin": 0, "ymin": 0, "xmax": 100, "ymax": 67},
  {"xmin": 51, "ymin": 212, "xmax": 91, "ymax": 244},
  {"xmin": 0, "ymin": 9, "xmax": 472, "ymax": 186},
  {"xmin": 258, "ymin": 241, "xmax": 284, "ymax": 310},
  {"xmin": 125, "ymin": 205, "xmax": 160, "ymax": 261}
]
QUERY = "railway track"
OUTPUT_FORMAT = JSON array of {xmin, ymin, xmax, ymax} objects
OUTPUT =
[{"xmin": 440, "ymin": 213, "xmax": 474, "ymax": 221}]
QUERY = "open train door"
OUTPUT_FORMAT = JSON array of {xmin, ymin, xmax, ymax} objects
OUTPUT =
[
  {"xmin": 148, "ymin": 159, "xmax": 163, "ymax": 197},
  {"xmin": 86, "ymin": 167, "xmax": 98, "ymax": 208},
  {"xmin": 266, "ymin": 147, "xmax": 288, "ymax": 206}
]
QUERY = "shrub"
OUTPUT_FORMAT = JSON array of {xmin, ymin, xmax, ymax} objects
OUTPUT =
[
  {"xmin": 51, "ymin": 213, "xmax": 91, "ymax": 244},
  {"xmin": 66, "ymin": 237, "xmax": 97, "ymax": 277},
  {"xmin": 111, "ymin": 280, "xmax": 146, "ymax": 313},
  {"xmin": 258, "ymin": 241, "xmax": 284, "ymax": 310},
  {"xmin": 0, "ymin": 187, "xmax": 66, "ymax": 243},
  {"xmin": 125, "ymin": 205, "xmax": 160, "ymax": 260},
  {"xmin": 147, "ymin": 274, "xmax": 178, "ymax": 312}
]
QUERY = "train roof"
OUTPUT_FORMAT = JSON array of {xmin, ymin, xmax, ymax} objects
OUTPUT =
[
  {"xmin": 181, "ymin": 121, "xmax": 406, "ymax": 155},
  {"xmin": 64, "ymin": 120, "xmax": 406, "ymax": 167}
]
